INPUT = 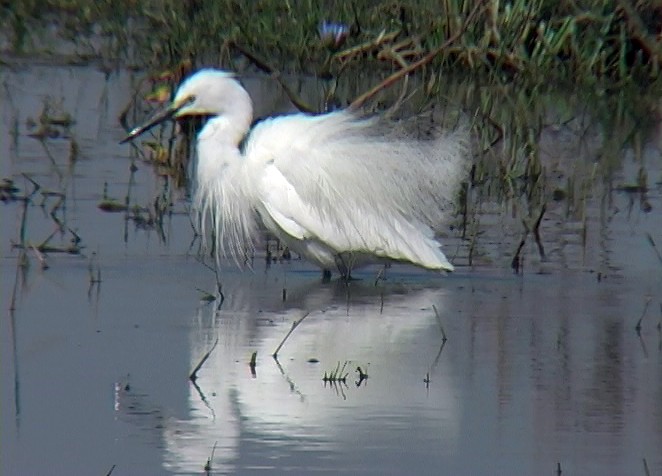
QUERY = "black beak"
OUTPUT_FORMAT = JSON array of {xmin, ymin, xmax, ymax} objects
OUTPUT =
[
  {"xmin": 119, "ymin": 105, "xmax": 178, "ymax": 144},
  {"xmin": 120, "ymin": 96, "xmax": 195, "ymax": 144}
]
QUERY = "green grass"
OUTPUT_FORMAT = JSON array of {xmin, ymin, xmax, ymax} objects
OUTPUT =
[{"xmin": 2, "ymin": 0, "xmax": 661, "ymax": 87}]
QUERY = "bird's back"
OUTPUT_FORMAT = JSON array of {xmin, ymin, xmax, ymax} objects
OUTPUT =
[{"xmin": 242, "ymin": 111, "xmax": 467, "ymax": 273}]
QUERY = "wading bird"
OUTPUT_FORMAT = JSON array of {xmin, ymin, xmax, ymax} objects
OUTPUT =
[{"xmin": 122, "ymin": 69, "xmax": 467, "ymax": 278}]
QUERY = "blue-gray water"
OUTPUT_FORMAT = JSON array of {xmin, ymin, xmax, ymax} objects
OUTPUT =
[{"xmin": 1, "ymin": 65, "xmax": 661, "ymax": 475}]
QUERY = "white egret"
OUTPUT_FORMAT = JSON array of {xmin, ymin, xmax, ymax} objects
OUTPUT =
[{"xmin": 122, "ymin": 69, "xmax": 467, "ymax": 277}]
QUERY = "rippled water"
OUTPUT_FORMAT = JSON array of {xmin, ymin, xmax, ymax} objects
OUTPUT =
[{"xmin": 1, "ymin": 64, "xmax": 661, "ymax": 475}]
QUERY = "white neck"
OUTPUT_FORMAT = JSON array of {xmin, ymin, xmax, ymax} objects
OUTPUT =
[
  {"xmin": 198, "ymin": 115, "xmax": 247, "ymax": 147},
  {"xmin": 196, "ymin": 117, "xmax": 244, "ymax": 184},
  {"xmin": 194, "ymin": 76, "xmax": 252, "ymax": 179}
]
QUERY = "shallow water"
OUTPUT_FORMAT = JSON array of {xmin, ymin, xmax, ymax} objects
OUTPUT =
[{"xmin": 1, "ymin": 64, "xmax": 661, "ymax": 475}]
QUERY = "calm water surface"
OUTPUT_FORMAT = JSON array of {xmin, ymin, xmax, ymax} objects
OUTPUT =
[{"xmin": 1, "ymin": 64, "xmax": 661, "ymax": 475}]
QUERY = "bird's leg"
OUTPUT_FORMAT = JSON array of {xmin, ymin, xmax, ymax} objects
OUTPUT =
[
  {"xmin": 265, "ymin": 238, "xmax": 272, "ymax": 266},
  {"xmin": 321, "ymin": 269, "xmax": 332, "ymax": 282},
  {"xmin": 374, "ymin": 265, "xmax": 386, "ymax": 286},
  {"xmin": 334, "ymin": 254, "xmax": 352, "ymax": 282},
  {"xmin": 374, "ymin": 262, "xmax": 390, "ymax": 286}
]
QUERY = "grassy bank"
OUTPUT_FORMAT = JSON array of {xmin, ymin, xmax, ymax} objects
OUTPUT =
[{"xmin": 2, "ymin": 0, "xmax": 661, "ymax": 88}]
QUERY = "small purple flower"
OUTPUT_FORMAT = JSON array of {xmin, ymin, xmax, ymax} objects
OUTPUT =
[{"xmin": 318, "ymin": 21, "xmax": 349, "ymax": 49}]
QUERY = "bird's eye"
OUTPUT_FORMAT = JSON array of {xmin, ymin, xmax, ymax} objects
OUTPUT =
[{"xmin": 186, "ymin": 95, "xmax": 196, "ymax": 105}]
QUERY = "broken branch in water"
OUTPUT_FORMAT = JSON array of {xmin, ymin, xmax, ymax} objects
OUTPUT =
[
  {"xmin": 646, "ymin": 233, "xmax": 662, "ymax": 265},
  {"xmin": 355, "ymin": 365, "xmax": 369, "ymax": 387},
  {"xmin": 249, "ymin": 351, "xmax": 257, "ymax": 377},
  {"xmin": 12, "ymin": 241, "xmax": 83, "ymax": 254},
  {"xmin": 21, "ymin": 173, "xmax": 41, "ymax": 199},
  {"xmin": 29, "ymin": 244, "xmax": 48, "ymax": 270},
  {"xmin": 189, "ymin": 337, "xmax": 219, "ymax": 381},
  {"xmin": 88, "ymin": 251, "xmax": 101, "ymax": 284},
  {"xmin": 273, "ymin": 311, "xmax": 311, "ymax": 359},
  {"xmin": 204, "ymin": 441, "xmax": 218, "ymax": 474},
  {"xmin": 512, "ymin": 229, "xmax": 528, "ymax": 273},
  {"xmin": 432, "ymin": 304, "xmax": 448, "ymax": 342},
  {"xmin": 512, "ymin": 204, "xmax": 547, "ymax": 273},
  {"xmin": 532, "ymin": 203, "xmax": 547, "ymax": 260},
  {"xmin": 635, "ymin": 296, "xmax": 652, "ymax": 334}
]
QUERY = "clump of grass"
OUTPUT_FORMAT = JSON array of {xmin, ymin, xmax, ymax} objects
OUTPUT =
[
  {"xmin": 26, "ymin": 96, "xmax": 75, "ymax": 140},
  {"xmin": 11, "ymin": 194, "xmax": 85, "ymax": 258},
  {"xmin": 3, "ymin": 1, "xmax": 661, "ymax": 86},
  {"xmin": 0, "ymin": 178, "xmax": 21, "ymax": 201},
  {"xmin": 323, "ymin": 361, "xmax": 349, "ymax": 384},
  {"xmin": 5, "ymin": 100, "xmax": 88, "ymax": 269}
]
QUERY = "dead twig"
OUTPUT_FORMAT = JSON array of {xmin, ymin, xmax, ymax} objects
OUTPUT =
[
  {"xmin": 230, "ymin": 42, "xmax": 317, "ymax": 113},
  {"xmin": 431, "ymin": 304, "xmax": 448, "ymax": 342},
  {"xmin": 30, "ymin": 244, "xmax": 48, "ymax": 270},
  {"xmin": 646, "ymin": 233, "xmax": 662, "ymax": 265},
  {"xmin": 350, "ymin": 2, "xmax": 483, "ymax": 109},
  {"xmin": 333, "ymin": 30, "xmax": 401, "ymax": 63},
  {"xmin": 189, "ymin": 337, "xmax": 219, "ymax": 381},
  {"xmin": 249, "ymin": 351, "xmax": 257, "ymax": 377},
  {"xmin": 635, "ymin": 297, "xmax": 652, "ymax": 334},
  {"xmin": 532, "ymin": 203, "xmax": 547, "ymax": 261},
  {"xmin": 273, "ymin": 311, "xmax": 311, "ymax": 358},
  {"xmin": 204, "ymin": 441, "xmax": 218, "ymax": 474},
  {"xmin": 512, "ymin": 205, "xmax": 547, "ymax": 273}
]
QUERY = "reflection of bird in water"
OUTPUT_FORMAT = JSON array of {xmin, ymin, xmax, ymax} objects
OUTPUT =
[
  {"xmin": 156, "ymin": 284, "xmax": 457, "ymax": 474},
  {"xmin": 122, "ymin": 69, "xmax": 468, "ymax": 278}
]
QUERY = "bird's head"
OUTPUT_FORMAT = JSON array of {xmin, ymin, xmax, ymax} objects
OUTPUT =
[{"xmin": 121, "ymin": 69, "xmax": 253, "ymax": 144}]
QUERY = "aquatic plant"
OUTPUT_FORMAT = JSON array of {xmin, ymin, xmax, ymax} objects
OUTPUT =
[{"xmin": 323, "ymin": 361, "xmax": 349, "ymax": 384}]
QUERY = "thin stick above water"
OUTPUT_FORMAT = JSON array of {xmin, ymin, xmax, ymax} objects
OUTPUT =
[
  {"xmin": 189, "ymin": 337, "xmax": 219, "ymax": 381},
  {"xmin": 635, "ymin": 297, "xmax": 652, "ymax": 333},
  {"xmin": 432, "ymin": 304, "xmax": 448, "ymax": 342},
  {"xmin": 273, "ymin": 311, "xmax": 311, "ymax": 359}
]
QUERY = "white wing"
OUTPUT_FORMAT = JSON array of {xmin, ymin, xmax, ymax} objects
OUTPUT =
[{"xmin": 244, "ymin": 111, "xmax": 466, "ymax": 270}]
